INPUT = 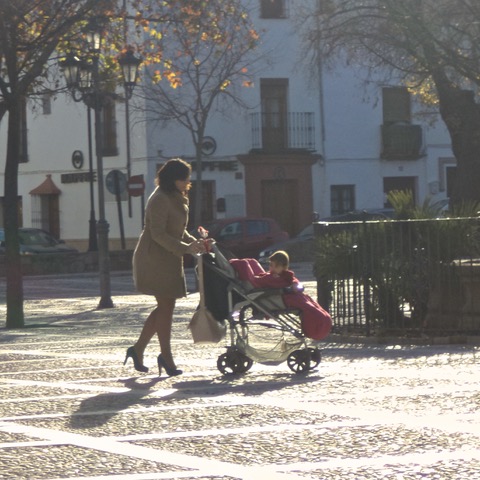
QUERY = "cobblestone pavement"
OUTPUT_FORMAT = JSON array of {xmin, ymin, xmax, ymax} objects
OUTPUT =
[{"xmin": 0, "ymin": 264, "xmax": 479, "ymax": 480}]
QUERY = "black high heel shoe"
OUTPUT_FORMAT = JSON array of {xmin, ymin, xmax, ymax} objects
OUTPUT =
[
  {"xmin": 157, "ymin": 354, "xmax": 182, "ymax": 377},
  {"xmin": 123, "ymin": 346, "xmax": 149, "ymax": 373}
]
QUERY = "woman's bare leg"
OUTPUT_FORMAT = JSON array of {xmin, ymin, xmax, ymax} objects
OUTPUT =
[
  {"xmin": 133, "ymin": 297, "xmax": 176, "ymax": 367},
  {"xmin": 133, "ymin": 307, "xmax": 159, "ymax": 363},
  {"xmin": 155, "ymin": 297, "xmax": 176, "ymax": 367}
]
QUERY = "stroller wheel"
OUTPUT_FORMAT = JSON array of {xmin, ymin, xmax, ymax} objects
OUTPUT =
[
  {"xmin": 308, "ymin": 347, "xmax": 321, "ymax": 369},
  {"xmin": 287, "ymin": 349, "xmax": 313, "ymax": 374},
  {"xmin": 217, "ymin": 350, "xmax": 253, "ymax": 375}
]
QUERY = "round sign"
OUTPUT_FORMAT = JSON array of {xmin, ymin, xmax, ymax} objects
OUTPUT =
[
  {"xmin": 127, "ymin": 174, "xmax": 146, "ymax": 197},
  {"xmin": 105, "ymin": 170, "xmax": 127, "ymax": 195},
  {"xmin": 201, "ymin": 136, "xmax": 216, "ymax": 156},
  {"xmin": 72, "ymin": 150, "xmax": 84, "ymax": 169}
]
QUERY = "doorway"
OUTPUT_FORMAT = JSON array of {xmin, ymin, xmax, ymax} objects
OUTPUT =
[
  {"xmin": 445, "ymin": 166, "xmax": 457, "ymax": 199},
  {"xmin": 383, "ymin": 176, "xmax": 417, "ymax": 207},
  {"xmin": 188, "ymin": 180, "xmax": 215, "ymax": 229},
  {"xmin": 261, "ymin": 179, "xmax": 298, "ymax": 234}
]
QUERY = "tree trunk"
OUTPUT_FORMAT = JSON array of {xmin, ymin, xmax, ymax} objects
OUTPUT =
[
  {"xmin": 434, "ymin": 78, "xmax": 480, "ymax": 205},
  {"xmin": 4, "ymin": 99, "xmax": 25, "ymax": 329}
]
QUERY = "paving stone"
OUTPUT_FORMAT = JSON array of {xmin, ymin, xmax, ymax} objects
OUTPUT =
[
  {"xmin": 304, "ymin": 458, "xmax": 480, "ymax": 480},
  {"xmin": 132, "ymin": 425, "xmax": 479, "ymax": 465},
  {"xmin": 14, "ymin": 404, "xmax": 331, "ymax": 438},
  {"xmin": 0, "ymin": 431, "xmax": 44, "ymax": 443},
  {"xmin": 0, "ymin": 445, "xmax": 189, "ymax": 480},
  {"xmin": 0, "ymin": 267, "xmax": 479, "ymax": 479}
]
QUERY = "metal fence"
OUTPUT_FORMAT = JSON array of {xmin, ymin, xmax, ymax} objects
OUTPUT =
[{"xmin": 314, "ymin": 217, "xmax": 480, "ymax": 336}]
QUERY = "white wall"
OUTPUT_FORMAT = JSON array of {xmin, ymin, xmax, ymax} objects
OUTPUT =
[
  {"xmin": 0, "ymin": 0, "xmax": 455, "ymax": 247},
  {"xmin": 0, "ymin": 88, "xmax": 149, "ymax": 246}
]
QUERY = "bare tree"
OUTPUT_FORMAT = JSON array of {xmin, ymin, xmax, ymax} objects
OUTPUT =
[
  {"xmin": 0, "ymin": 0, "xmax": 117, "ymax": 328},
  {"xmin": 133, "ymin": 0, "xmax": 260, "ymax": 227},
  {"xmin": 299, "ymin": 0, "xmax": 480, "ymax": 204}
]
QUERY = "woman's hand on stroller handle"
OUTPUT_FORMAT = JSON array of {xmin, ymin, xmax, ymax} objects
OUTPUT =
[
  {"xmin": 187, "ymin": 239, "xmax": 206, "ymax": 255},
  {"xmin": 187, "ymin": 238, "xmax": 216, "ymax": 256},
  {"xmin": 205, "ymin": 237, "xmax": 216, "ymax": 251},
  {"xmin": 196, "ymin": 226, "xmax": 216, "ymax": 254}
]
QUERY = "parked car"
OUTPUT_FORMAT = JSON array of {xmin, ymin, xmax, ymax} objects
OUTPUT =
[
  {"xmin": 259, "ymin": 224, "xmax": 315, "ymax": 265},
  {"xmin": 197, "ymin": 216, "xmax": 289, "ymax": 259},
  {"xmin": 0, "ymin": 228, "xmax": 78, "ymax": 255},
  {"xmin": 258, "ymin": 209, "xmax": 394, "ymax": 264}
]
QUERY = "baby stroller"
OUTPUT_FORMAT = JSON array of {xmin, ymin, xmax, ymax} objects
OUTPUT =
[{"xmin": 198, "ymin": 245, "xmax": 322, "ymax": 375}]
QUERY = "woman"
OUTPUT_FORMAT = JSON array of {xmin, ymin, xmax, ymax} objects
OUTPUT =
[{"xmin": 124, "ymin": 158, "xmax": 205, "ymax": 376}]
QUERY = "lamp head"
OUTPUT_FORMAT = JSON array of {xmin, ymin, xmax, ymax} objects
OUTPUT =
[
  {"xmin": 59, "ymin": 53, "xmax": 81, "ymax": 89},
  {"xmin": 84, "ymin": 16, "xmax": 108, "ymax": 53},
  {"xmin": 118, "ymin": 49, "xmax": 142, "ymax": 98}
]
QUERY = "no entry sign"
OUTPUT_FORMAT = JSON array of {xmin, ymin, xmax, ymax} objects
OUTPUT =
[{"xmin": 127, "ymin": 174, "xmax": 145, "ymax": 197}]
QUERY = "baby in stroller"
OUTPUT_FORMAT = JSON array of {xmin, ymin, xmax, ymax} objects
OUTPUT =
[{"xmin": 229, "ymin": 250, "xmax": 332, "ymax": 340}]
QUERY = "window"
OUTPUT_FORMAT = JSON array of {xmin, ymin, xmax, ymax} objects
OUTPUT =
[
  {"xmin": 260, "ymin": 78, "xmax": 288, "ymax": 152},
  {"xmin": 381, "ymin": 87, "xmax": 422, "ymax": 159},
  {"xmin": 30, "ymin": 194, "xmax": 60, "ymax": 237},
  {"xmin": 102, "ymin": 97, "xmax": 118, "ymax": 156},
  {"xmin": 260, "ymin": 0, "xmax": 287, "ymax": 19},
  {"xmin": 382, "ymin": 87, "xmax": 411, "ymax": 124},
  {"xmin": 246, "ymin": 220, "xmax": 268, "ymax": 236},
  {"xmin": 42, "ymin": 95, "xmax": 52, "ymax": 115},
  {"xmin": 330, "ymin": 185, "xmax": 355, "ymax": 215},
  {"xmin": 219, "ymin": 222, "xmax": 242, "ymax": 238}
]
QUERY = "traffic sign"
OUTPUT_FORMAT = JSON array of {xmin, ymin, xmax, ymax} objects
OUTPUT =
[
  {"xmin": 105, "ymin": 170, "xmax": 127, "ymax": 196},
  {"xmin": 127, "ymin": 174, "xmax": 145, "ymax": 197}
]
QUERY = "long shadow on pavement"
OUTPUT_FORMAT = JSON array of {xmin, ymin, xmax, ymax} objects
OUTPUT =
[
  {"xmin": 68, "ymin": 372, "xmax": 322, "ymax": 430},
  {"xmin": 161, "ymin": 372, "xmax": 323, "ymax": 401},
  {"xmin": 69, "ymin": 377, "xmax": 163, "ymax": 429}
]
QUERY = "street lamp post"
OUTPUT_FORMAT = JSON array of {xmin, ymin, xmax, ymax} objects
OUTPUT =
[
  {"xmin": 118, "ymin": 49, "xmax": 142, "ymax": 216},
  {"xmin": 86, "ymin": 105, "xmax": 98, "ymax": 252},
  {"xmin": 60, "ymin": 17, "xmax": 141, "ymax": 309}
]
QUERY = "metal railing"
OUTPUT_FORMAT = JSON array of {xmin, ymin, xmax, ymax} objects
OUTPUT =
[
  {"xmin": 250, "ymin": 111, "xmax": 315, "ymax": 152},
  {"xmin": 314, "ymin": 217, "xmax": 480, "ymax": 336},
  {"xmin": 381, "ymin": 123, "xmax": 424, "ymax": 160}
]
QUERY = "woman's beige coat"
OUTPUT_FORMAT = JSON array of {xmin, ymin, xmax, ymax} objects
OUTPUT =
[{"xmin": 133, "ymin": 187, "xmax": 196, "ymax": 298}]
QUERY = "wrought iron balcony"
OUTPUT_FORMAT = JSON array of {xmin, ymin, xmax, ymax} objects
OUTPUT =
[
  {"xmin": 250, "ymin": 111, "xmax": 316, "ymax": 153},
  {"xmin": 381, "ymin": 123, "xmax": 424, "ymax": 160}
]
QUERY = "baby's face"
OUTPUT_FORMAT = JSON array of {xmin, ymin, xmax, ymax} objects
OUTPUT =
[{"xmin": 269, "ymin": 261, "xmax": 286, "ymax": 275}]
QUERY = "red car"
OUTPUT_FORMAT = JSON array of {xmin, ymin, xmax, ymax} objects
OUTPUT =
[{"xmin": 192, "ymin": 216, "xmax": 289, "ymax": 261}]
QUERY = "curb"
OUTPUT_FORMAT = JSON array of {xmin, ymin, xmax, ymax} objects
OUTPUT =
[{"xmin": 328, "ymin": 333, "xmax": 480, "ymax": 346}]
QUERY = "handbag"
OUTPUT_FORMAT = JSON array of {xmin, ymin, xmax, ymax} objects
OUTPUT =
[{"xmin": 189, "ymin": 306, "xmax": 226, "ymax": 344}]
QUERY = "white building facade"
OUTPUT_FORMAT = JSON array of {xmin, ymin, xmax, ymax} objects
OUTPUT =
[{"xmin": 0, "ymin": 0, "xmax": 455, "ymax": 251}]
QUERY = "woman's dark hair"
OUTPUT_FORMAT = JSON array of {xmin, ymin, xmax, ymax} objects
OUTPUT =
[{"xmin": 156, "ymin": 158, "xmax": 192, "ymax": 193}]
